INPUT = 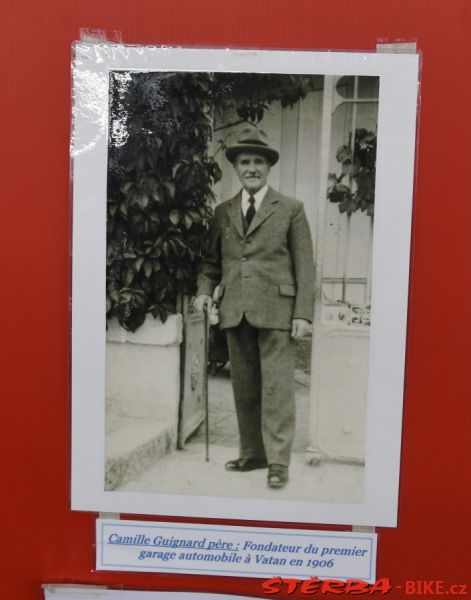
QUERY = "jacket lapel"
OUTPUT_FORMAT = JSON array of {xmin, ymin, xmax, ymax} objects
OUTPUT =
[
  {"xmin": 246, "ymin": 187, "xmax": 278, "ymax": 236},
  {"xmin": 226, "ymin": 191, "xmax": 245, "ymax": 238}
]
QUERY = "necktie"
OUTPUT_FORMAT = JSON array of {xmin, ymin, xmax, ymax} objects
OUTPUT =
[{"xmin": 246, "ymin": 195, "xmax": 256, "ymax": 226}]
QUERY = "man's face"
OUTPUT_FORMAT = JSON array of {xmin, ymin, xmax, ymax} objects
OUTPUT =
[{"xmin": 233, "ymin": 152, "xmax": 271, "ymax": 194}]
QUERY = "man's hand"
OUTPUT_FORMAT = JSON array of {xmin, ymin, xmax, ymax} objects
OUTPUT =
[
  {"xmin": 291, "ymin": 318, "xmax": 312, "ymax": 339},
  {"xmin": 194, "ymin": 294, "xmax": 213, "ymax": 313}
]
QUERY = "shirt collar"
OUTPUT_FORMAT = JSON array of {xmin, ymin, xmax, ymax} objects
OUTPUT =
[{"xmin": 241, "ymin": 185, "xmax": 269, "ymax": 212}]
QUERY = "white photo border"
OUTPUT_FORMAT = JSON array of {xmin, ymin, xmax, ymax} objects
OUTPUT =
[{"xmin": 71, "ymin": 44, "xmax": 419, "ymax": 527}]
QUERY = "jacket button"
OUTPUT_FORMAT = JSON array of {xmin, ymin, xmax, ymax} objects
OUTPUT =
[{"xmin": 242, "ymin": 257, "xmax": 248, "ymax": 262}]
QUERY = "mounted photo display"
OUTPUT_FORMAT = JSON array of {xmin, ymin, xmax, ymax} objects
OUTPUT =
[{"xmin": 71, "ymin": 44, "xmax": 419, "ymax": 526}]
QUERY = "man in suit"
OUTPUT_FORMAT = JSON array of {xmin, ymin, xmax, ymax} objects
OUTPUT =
[{"xmin": 195, "ymin": 126, "xmax": 314, "ymax": 489}]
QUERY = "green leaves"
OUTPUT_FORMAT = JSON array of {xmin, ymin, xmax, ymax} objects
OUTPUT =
[
  {"xmin": 124, "ymin": 265, "xmax": 134, "ymax": 286},
  {"xmin": 120, "ymin": 181, "xmax": 134, "ymax": 194},
  {"xmin": 216, "ymin": 73, "xmax": 318, "ymax": 124},
  {"xmin": 336, "ymin": 145, "xmax": 351, "ymax": 163},
  {"xmin": 164, "ymin": 180, "xmax": 176, "ymax": 198},
  {"xmin": 135, "ymin": 257, "xmax": 144, "ymax": 272},
  {"xmin": 169, "ymin": 209, "xmax": 181, "ymax": 225},
  {"xmin": 107, "ymin": 70, "xmax": 318, "ymax": 332},
  {"xmin": 143, "ymin": 259, "xmax": 153, "ymax": 278},
  {"xmin": 134, "ymin": 193, "xmax": 149, "ymax": 209},
  {"xmin": 328, "ymin": 129, "xmax": 377, "ymax": 217},
  {"xmin": 184, "ymin": 214, "xmax": 193, "ymax": 229},
  {"xmin": 107, "ymin": 71, "xmax": 219, "ymax": 331}
]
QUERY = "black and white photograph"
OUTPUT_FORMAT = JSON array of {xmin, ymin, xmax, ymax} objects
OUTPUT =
[{"xmin": 71, "ymin": 46, "xmax": 419, "ymax": 525}]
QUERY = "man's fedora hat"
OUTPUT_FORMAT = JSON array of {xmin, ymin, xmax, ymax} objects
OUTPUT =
[{"xmin": 225, "ymin": 126, "xmax": 279, "ymax": 165}]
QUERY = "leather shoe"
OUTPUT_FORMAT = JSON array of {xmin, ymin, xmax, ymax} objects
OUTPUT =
[
  {"xmin": 267, "ymin": 464, "xmax": 289, "ymax": 488},
  {"xmin": 225, "ymin": 457, "xmax": 268, "ymax": 472}
]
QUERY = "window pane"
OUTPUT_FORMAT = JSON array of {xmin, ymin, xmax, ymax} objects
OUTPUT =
[{"xmin": 358, "ymin": 76, "xmax": 379, "ymax": 99}]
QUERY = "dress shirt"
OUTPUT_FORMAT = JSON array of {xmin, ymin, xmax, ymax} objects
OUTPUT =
[{"xmin": 241, "ymin": 185, "xmax": 268, "ymax": 217}]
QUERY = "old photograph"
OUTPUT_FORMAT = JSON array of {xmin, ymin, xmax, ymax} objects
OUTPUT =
[
  {"xmin": 71, "ymin": 46, "xmax": 419, "ymax": 525},
  {"xmin": 105, "ymin": 70, "xmax": 378, "ymax": 504}
]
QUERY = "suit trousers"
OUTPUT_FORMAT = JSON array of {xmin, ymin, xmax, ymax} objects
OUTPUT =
[{"xmin": 225, "ymin": 316, "xmax": 296, "ymax": 466}]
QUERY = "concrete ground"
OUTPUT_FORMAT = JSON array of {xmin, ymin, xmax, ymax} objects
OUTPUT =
[{"xmin": 119, "ymin": 365, "xmax": 364, "ymax": 504}]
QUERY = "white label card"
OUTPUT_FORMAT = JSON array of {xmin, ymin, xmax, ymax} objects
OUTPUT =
[{"xmin": 96, "ymin": 519, "xmax": 377, "ymax": 582}]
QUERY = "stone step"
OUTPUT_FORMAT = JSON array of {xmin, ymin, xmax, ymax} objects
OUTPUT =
[{"xmin": 105, "ymin": 418, "xmax": 176, "ymax": 491}]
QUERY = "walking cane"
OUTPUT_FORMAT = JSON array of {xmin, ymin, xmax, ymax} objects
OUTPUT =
[{"xmin": 203, "ymin": 303, "xmax": 210, "ymax": 462}]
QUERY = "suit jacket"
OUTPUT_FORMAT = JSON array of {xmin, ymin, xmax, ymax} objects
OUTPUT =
[{"xmin": 197, "ymin": 187, "xmax": 315, "ymax": 330}]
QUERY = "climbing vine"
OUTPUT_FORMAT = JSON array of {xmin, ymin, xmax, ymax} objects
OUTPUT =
[
  {"xmin": 327, "ymin": 128, "xmax": 377, "ymax": 217},
  {"xmin": 107, "ymin": 71, "xmax": 318, "ymax": 331}
]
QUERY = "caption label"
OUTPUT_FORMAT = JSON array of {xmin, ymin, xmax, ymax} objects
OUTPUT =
[{"xmin": 96, "ymin": 519, "xmax": 377, "ymax": 581}]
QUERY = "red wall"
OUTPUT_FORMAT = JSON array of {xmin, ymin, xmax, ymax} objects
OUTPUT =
[{"xmin": 2, "ymin": 1, "xmax": 470, "ymax": 598}]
